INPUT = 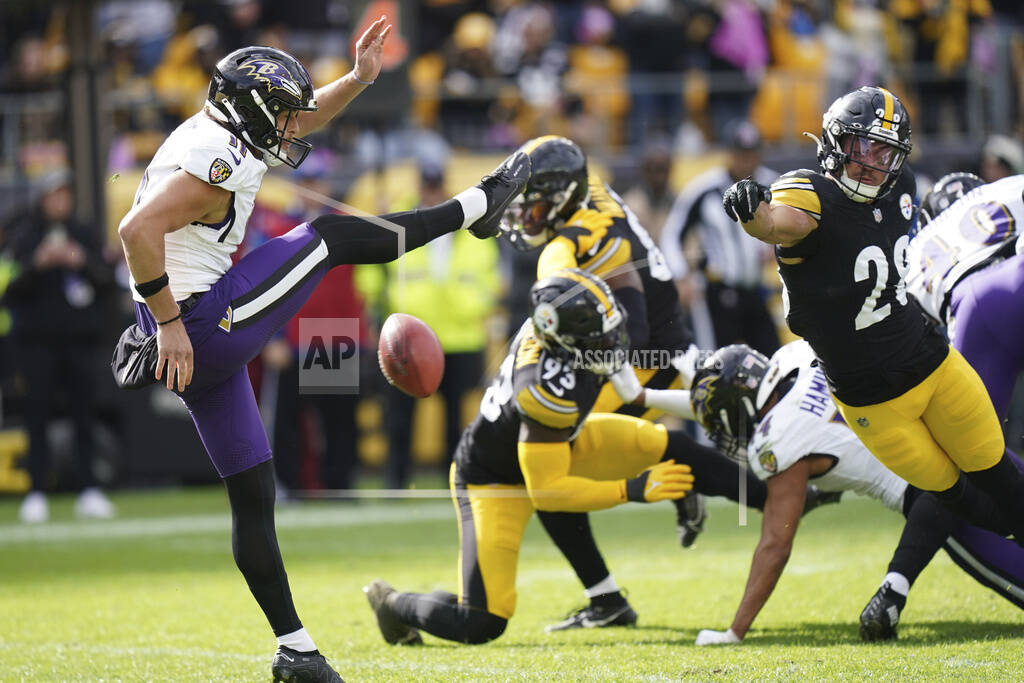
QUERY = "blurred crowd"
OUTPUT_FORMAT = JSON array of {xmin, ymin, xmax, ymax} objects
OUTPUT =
[{"xmin": 0, "ymin": 0, "xmax": 1022, "ymax": 509}]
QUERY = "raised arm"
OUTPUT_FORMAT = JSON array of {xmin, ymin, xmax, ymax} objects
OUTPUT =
[
  {"xmin": 722, "ymin": 179, "xmax": 818, "ymax": 248},
  {"xmin": 295, "ymin": 16, "xmax": 392, "ymax": 135}
]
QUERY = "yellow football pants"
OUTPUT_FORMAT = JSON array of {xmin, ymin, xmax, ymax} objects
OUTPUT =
[
  {"xmin": 591, "ymin": 366, "xmax": 682, "ymax": 420},
  {"xmin": 451, "ymin": 414, "xmax": 669, "ymax": 618},
  {"xmin": 833, "ymin": 346, "xmax": 1004, "ymax": 492}
]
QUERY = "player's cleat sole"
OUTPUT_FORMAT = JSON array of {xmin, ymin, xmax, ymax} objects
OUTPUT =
[
  {"xmin": 677, "ymin": 493, "xmax": 707, "ymax": 548},
  {"xmin": 363, "ymin": 579, "xmax": 423, "ymax": 645},
  {"xmin": 271, "ymin": 646, "xmax": 344, "ymax": 682},
  {"xmin": 859, "ymin": 585, "xmax": 901, "ymax": 641},
  {"xmin": 545, "ymin": 600, "xmax": 638, "ymax": 632},
  {"xmin": 466, "ymin": 151, "xmax": 531, "ymax": 238}
]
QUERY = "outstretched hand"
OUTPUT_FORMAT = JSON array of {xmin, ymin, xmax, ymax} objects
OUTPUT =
[
  {"xmin": 723, "ymin": 178, "xmax": 771, "ymax": 223},
  {"xmin": 353, "ymin": 15, "xmax": 393, "ymax": 84}
]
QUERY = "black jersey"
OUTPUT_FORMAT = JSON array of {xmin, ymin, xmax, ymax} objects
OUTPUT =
[
  {"xmin": 539, "ymin": 172, "xmax": 692, "ymax": 354},
  {"xmin": 454, "ymin": 323, "xmax": 604, "ymax": 485},
  {"xmin": 771, "ymin": 168, "xmax": 947, "ymax": 406}
]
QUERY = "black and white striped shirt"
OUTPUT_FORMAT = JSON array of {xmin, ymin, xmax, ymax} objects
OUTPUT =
[{"xmin": 659, "ymin": 165, "xmax": 777, "ymax": 288}]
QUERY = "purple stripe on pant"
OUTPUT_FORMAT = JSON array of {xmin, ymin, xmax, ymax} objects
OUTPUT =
[
  {"xmin": 948, "ymin": 254, "xmax": 1024, "ymax": 418},
  {"xmin": 135, "ymin": 224, "xmax": 329, "ymax": 478}
]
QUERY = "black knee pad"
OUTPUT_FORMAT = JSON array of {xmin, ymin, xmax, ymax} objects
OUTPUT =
[{"xmin": 460, "ymin": 610, "xmax": 507, "ymax": 644}]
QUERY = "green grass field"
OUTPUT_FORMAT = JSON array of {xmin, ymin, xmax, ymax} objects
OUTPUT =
[{"xmin": 1, "ymin": 487, "xmax": 1021, "ymax": 682}]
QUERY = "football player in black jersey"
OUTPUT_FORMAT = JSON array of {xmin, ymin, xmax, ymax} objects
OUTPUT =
[
  {"xmin": 501, "ymin": 136, "xmax": 707, "ymax": 629},
  {"xmin": 722, "ymin": 86, "xmax": 1024, "ymax": 543},
  {"xmin": 363, "ymin": 269, "xmax": 769, "ymax": 645}
]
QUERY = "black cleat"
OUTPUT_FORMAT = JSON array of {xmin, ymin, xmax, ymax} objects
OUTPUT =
[
  {"xmin": 363, "ymin": 579, "xmax": 423, "ymax": 645},
  {"xmin": 803, "ymin": 484, "xmax": 843, "ymax": 516},
  {"xmin": 676, "ymin": 493, "xmax": 708, "ymax": 549},
  {"xmin": 545, "ymin": 598, "xmax": 638, "ymax": 632},
  {"xmin": 271, "ymin": 646, "xmax": 344, "ymax": 682},
  {"xmin": 465, "ymin": 151, "xmax": 531, "ymax": 238},
  {"xmin": 859, "ymin": 583, "xmax": 902, "ymax": 641}
]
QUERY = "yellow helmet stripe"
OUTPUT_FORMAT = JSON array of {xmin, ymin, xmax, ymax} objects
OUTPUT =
[
  {"xmin": 559, "ymin": 269, "xmax": 614, "ymax": 321},
  {"xmin": 879, "ymin": 88, "xmax": 895, "ymax": 130},
  {"xmin": 521, "ymin": 135, "xmax": 568, "ymax": 155}
]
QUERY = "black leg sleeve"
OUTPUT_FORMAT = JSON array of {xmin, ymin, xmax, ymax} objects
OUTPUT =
[
  {"xmin": 934, "ymin": 471, "xmax": 1012, "ymax": 537},
  {"xmin": 310, "ymin": 200, "xmax": 464, "ymax": 268},
  {"xmin": 964, "ymin": 451, "xmax": 1024, "ymax": 539},
  {"xmin": 664, "ymin": 430, "xmax": 767, "ymax": 510},
  {"xmin": 391, "ymin": 590, "xmax": 507, "ymax": 644},
  {"xmin": 223, "ymin": 460, "xmax": 302, "ymax": 636},
  {"xmin": 537, "ymin": 511, "xmax": 612, "ymax": 590},
  {"xmin": 888, "ymin": 486, "xmax": 957, "ymax": 585}
]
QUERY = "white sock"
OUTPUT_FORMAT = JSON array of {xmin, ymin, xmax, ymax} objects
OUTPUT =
[
  {"xmin": 882, "ymin": 572, "xmax": 910, "ymax": 596},
  {"xmin": 453, "ymin": 187, "xmax": 487, "ymax": 229},
  {"xmin": 584, "ymin": 574, "xmax": 620, "ymax": 599},
  {"xmin": 277, "ymin": 627, "xmax": 317, "ymax": 653}
]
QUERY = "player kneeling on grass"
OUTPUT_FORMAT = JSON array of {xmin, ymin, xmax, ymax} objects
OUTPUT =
[
  {"xmin": 364, "ymin": 268, "xmax": 771, "ymax": 645},
  {"xmin": 660, "ymin": 341, "xmax": 1024, "ymax": 645}
]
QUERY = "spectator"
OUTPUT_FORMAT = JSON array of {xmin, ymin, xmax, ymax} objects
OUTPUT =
[
  {"xmin": 659, "ymin": 120, "xmax": 779, "ymax": 354},
  {"xmin": 705, "ymin": 0, "xmax": 769, "ymax": 142},
  {"xmin": 5, "ymin": 170, "xmax": 116, "ymax": 523},
  {"xmin": 357, "ymin": 163, "xmax": 500, "ymax": 488},
  {"xmin": 439, "ymin": 12, "xmax": 500, "ymax": 148},
  {"xmin": 621, "ymin": 138, "xmax": 675, "ymax": 243}
]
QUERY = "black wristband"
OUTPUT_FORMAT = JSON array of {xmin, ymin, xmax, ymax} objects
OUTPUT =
[
  {"xmin": 156, "ymin": 312, "xmax": 182, "ymax": 326},
  {"xmin": 135, "ymin": 272, "xmax": 169, "ymax": 298},
  {"xmin": 625, "ymin": 471, "xmax": 650, "ymax": 503}
]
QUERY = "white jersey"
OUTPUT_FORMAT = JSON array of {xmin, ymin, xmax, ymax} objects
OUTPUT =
[
  {"xmin": 905, "ymin": 174, "xmax": 1024, "ymax": 324},
  {"xmin": 129, "ymin": 112, "xmax": 268, "ymax": 302},
  {"xmin": 747, "ymin": 342, "xmax": 908, "ymax": 511}
]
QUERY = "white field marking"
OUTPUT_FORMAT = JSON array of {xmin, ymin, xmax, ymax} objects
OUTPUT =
[{"xmin": 0, "ymin": 501, "xmax": 454, "ymax": 546}]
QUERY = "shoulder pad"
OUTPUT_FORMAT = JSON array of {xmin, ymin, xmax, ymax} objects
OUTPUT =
[
  {"xmin": 178, "ymin": 120, "xmax": 265, "ymax": 191},
  {"xmin": 770, "ymin": 171, "xmax": 821, "ymax": 221}
]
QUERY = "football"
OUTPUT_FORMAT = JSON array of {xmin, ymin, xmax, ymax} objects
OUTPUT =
[{"xmin": 377, "ymin": 313, "xmax": 444, "ymax": 398}]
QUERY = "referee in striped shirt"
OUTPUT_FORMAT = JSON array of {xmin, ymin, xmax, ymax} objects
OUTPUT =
[{"xmin": 659, "ymin": 120, "xmax": 780, "ymax": 355}]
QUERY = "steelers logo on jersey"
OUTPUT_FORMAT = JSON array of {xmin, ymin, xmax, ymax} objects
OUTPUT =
[
  {"xmin": 900, "ymin": 193, "xmax": 913, "ymax": 220},
  {"xmin": 209, "ymin": 158, "xmax": 233, "ymax": 184}
]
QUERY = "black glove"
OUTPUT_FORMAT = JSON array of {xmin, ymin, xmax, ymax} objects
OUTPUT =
[{"xmin": 723, "ymin": 178, "xmax": 771, "ymax": 223}]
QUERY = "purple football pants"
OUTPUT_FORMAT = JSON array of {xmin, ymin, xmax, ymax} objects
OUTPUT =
[
  {"xmin": 135, "ymin": 224, "xmax": 329, "ymax": 477},
  {"xmin": 948, "ymin": 253, "xmax": 1024, "ymax": 418}
]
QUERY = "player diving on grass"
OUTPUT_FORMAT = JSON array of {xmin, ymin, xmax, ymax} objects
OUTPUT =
[
  {"xmin": 494, "ymin": 135, "xmax": 717, "ymax": 630},
  {"xmin": 493, "ymin": 136, "xmax": 838, "ymax": 631},
  {"xmin": 112, "ymin": 19, "xmax": 532, "ymax": 682},
  {"xmin": 646, "ymin": 341, "xmax": 1024, "ymax": 645},
  {"xmin": 363, "ymin": 268, "xmax": 772, "ymax": 646}
]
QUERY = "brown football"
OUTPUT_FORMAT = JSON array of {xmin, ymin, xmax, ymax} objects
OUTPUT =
[{"xmin": 377, "ymin": 313, "xmax": 444, "ymax": 398}]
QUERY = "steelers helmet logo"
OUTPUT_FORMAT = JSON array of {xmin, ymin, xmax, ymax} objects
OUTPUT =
[{"xmin": 533, "ymin": 302, "xmax": 559, "ymax": 336}]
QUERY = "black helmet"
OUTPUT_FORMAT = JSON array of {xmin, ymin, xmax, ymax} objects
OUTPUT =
[
  {"xmin": 690, "ymin": 344, "xmax": 771, "ymax": 458},
  {"xmin": 813, "ymin": 86, "xmax": 912, "ymax": 203},
  {"xmin": 918, "ymin": 172, "xmax": 984, "ymax": 226},
  {"xmin": 530, "ymin": 268, "xmax": 627, "ymax": 375},
  {"xmin": 208, "ymin": 46, "xmax": 317, "ymax": 168},
  {"xmin": 501, "ymin": 136, "xmax": 589, "ymax": 250}
]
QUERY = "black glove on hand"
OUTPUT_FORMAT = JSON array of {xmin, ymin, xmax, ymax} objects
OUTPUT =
[{"xmin": 723, "ymin": 178, "xmax": 771, "ymax": 223}]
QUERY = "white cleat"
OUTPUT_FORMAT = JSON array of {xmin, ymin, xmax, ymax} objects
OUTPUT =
[
  {"xmin": 19, "ymin": 491, "xmax": 49, "ymax": 524},
  {"xmin": 75, "ymin": 488, "xmax": 116, "ymax": 520}
]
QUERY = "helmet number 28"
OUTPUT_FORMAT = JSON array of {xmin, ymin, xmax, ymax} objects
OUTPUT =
[{"xmin": 853, "ymin": 234, "xmax": 909, "ymax": 331}]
